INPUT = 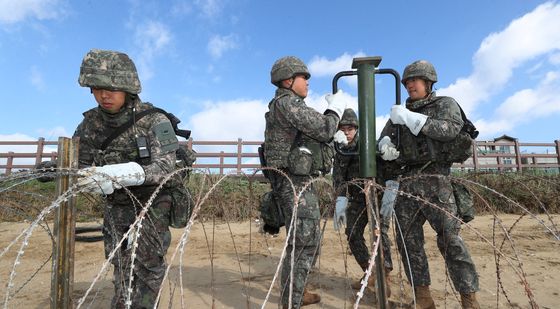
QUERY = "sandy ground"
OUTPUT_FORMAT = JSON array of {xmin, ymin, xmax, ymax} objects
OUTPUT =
[{"xmin": 0, "ymin": 214, "xmax": 559, "ymax": 309}]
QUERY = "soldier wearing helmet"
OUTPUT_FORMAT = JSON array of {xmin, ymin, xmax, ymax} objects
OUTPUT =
[
  {"xmin": 74, "ymin": 49, "xmax": 179, "ymax": 308},
  {"xmin": 378, "ymin": 60, "xmax": 480, "ymax": 309},
  {"xmin": 264, "ymin": 56, "xmax": 347, "ymax": 308},
  {"xmin": 332, "ymin": 108, "xmax": 394, "ymax": 294}
]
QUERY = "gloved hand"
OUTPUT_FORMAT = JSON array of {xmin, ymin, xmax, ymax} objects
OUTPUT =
[
  {"xmin": 77, "ymin": 162, "xmax": 146, "ymax": 195},
  {"xmin": 380, "ymin": 180, "xmax": 399, "ymax": 220},
  {"xmin": 378, "ymin": 136, "xmax": 399, "ymax": 161},
  {"xmin": 325, "ymin": 91, "xmax": 347, "ymax": 119},
  {"xmin": 333, "ymin": 196, "xmax": 348, "ymax": 231},
  {"xmin": 333, "ymin": 130, "xmax": 348, "ymax": 145},
  {"xmin": 390, "ymin": 105, "xmax": 428, "ymax": 136}
]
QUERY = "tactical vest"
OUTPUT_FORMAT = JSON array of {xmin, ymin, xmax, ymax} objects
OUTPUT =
[
  {"xmin": 397, "ymin": 96, "xmax": 476, "ymax": 165},
  {"xmin": 264, "ymin": 92, "xmax": 334, "ymax": 176}
]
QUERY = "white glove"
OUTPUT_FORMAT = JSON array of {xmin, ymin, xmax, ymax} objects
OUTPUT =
[
  {"xmin": 325, "ymin": 91, "xmax": 347, "ymax": 119},
  {"xmin": 390, "ymin": 105, "xmax": 428, "ymax": 136},
  {"xmin": 77, "ymin": 162, "xmax": 146, "ymax": 195},
  {"xmin": 333, "ymin": 196, "xmax": 348, "ymax": 231},
  {"xmin": 378, "ymin": 136, "xmax": 399, "ymax": 161},
  {"xmin": 380, "ymin": 180, "xmax": 399, "ymax": 220},
  {"xmin": 333, "ymin": 130, "xmax": 348, "ymax": 145}
]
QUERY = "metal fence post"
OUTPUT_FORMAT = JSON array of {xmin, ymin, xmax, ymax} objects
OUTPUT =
[{"xmin": 50, "ymin": 137, "xmax": 78, "ymax": 309}]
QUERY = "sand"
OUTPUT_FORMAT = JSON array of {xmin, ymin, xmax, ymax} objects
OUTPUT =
[{"xmin": 1, "ymin": 214, "xmax": 559, "ymax": 308}]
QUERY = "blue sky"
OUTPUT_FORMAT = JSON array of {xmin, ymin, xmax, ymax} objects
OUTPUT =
[{"xmin": 1, "ymin": 0, "xmax": 559, "ymax": 152}]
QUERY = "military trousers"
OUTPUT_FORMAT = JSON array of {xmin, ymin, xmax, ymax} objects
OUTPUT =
[
  {"xmin": 345, "ymin": 200, "xmax": 393, "ymax": 271},
  {"xmin": 103, "ymin": 193, "xmax": 172, "ymax": 309},
  {"xmin": 394, "ymin": 175, "xmax": 479, "ymax": 294},
  {"xmin": 269, "ymin": 171, "xmax": 321, "ymax": 309}
]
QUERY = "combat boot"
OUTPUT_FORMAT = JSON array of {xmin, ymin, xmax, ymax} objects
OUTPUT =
[
  {"xmin": 301, "ymin": 288, "xmax": 321, "ymax": 306},
  {"xmin": 414, "ymin": 285, "xmax": 436, "ymax": 309},
  {"xmin": 460, "ymin": 292, "xmax": 480, "ymax": 309}
]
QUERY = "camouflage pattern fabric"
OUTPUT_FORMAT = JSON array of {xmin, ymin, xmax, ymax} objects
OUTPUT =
[
  {"xmin": 74, "ymin": 96, "xmax": 178, "ymax": 308},
  {"xmin": 333, "ymin": 138, "xmax": 393, "ymax": 271},
  {"xmin": 379, "ymin": 92, "xmax": 479, "ymax": 294},
  {"xmin": 79, "ymin": 49, "xmax": 141, "ymax": 94},
  {"xmin": 269, "ymin": 171, "xmax": 320, "ymax": 309},
  {"xmin": 264, "ymin": 87, "xmax": 338, "ymax": 308},
  {"xmin": 381, "ymin": 93, "xmax": 464, "ymax": 166},
  {"xmin": 401, "ymin": 60, "xmax": 438, "ymax": 85},
  {"xmin": 264, "ymin": 88, "xmax": 339, "ymax": 169}
]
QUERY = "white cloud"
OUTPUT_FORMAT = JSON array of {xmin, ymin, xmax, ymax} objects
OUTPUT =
[
  {"xmin": 308, "ymin": 52, "xmax": 367, "ymax": 88},
  {"xmin": 36, "ymin": 126, "xmax": 71, "ymax": 139},
  {"xmin": 439, "ymin": 2, "xmax": 560, "ymax": 115},
  {"xmin": 207, "ymin": 34, "xmax": 238, "ymax": 59},
  {"xmin": 30, "ymin": 66, "xmax": 45, "ymax": 91},
  {"xmin": 187, "ymin": 99, "xmax": 267, "ymax": 141},
  {"xmin": 549, "ymin": 52, "xmax": 560, "ymax": 65},
  {"xmin": 308, "ymin": 52, "xmax": 367, "ymax": 78},
  {"xmin": 476, "ymin": 70, "xmax": 560, "ymax": 138},
  {"xmin": 133, "ymin": 20, "xmax": 172, "ymax": 80},
  {"xmin": 195, "ymin": 0, "xmax": 224, "ymax": 19},
  {"xmin": 170, "ymin": 1, "xmax": 193, "ymax": 16},
  {"xmin": 0, "ymin": 0, "xmax": 64, "ymax": 24}
]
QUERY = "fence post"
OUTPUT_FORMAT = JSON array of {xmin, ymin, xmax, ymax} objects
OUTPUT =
[
  {"xmin": 50, "ymin": 137, "xmax": 78, "ymax": 309},
  {"xmin": 556, "ymin": 140, "xmax": 560, "ymax": 173},
  {"xmin": 35, "ymin": 137, "xmax": 45, "ymax": 166},
  {"xmin": 472, "ymin": 141, "xmax": 479, "ymax": 171},
  {"xmin": 237, "ymin": 138, "xmax": 242, "ymax": 175},
  {"xmin": 514, "ymin": 139, "xmax": 522, "ymax": 172},
  {"xmin": 219, "ymin": 151, "xmax": 224, "ymax": 175},
  {"xmin": 6, "ymin": 151, "xmax": 14, "ymax": 176}
]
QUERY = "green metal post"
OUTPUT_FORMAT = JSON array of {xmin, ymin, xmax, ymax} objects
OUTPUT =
[
  {"xmin": 352, "ymin": 57, "xmax": 381, "ymax": 178},
  {"xmin": 351, "ymin": 56, "xmax": 388, "ymax": 309}
]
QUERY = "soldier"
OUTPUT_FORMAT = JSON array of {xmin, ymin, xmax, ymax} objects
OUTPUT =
[
  {"xmin": 378, "ymin": 60, "xmax": 480, "ymax": 309},
  {"xmin": 264, "ymin": 56, "xmax": 347, "ymax": 308},
  {"xmin": 75, "ymin": 49, "xmax": 178, "ymax": 308},
  {"xmin": 332, "ymin": 108, "xmax": 393, "ymax": 295}
]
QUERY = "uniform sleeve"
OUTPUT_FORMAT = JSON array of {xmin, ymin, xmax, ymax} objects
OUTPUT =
[
  {"xmin": 420, "ymin": 98, "xmax": 464, "ymax": 142},
  {"xmin": 73, "ymin": 121, "xmax": 95, "ymax": 168},
  {"xmin": 277, "ymin": 97, "xmax": 339, "ymax": 142},
  {"xmin": 141, "ymin": 114, "xmax": 179, "ymax": 185}
]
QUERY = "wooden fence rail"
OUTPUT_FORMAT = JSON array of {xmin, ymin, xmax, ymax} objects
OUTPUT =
[{"xmin": 1, "ymin": 138, "xmax": 559, "ymax": 176}]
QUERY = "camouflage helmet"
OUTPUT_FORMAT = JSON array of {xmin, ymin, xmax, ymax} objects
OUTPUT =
[
  {"xmin": 401, "ymin": 60, "xmax": 437, "ymax": 85},
  {"xmin": 78, "ymin": 49, "xmax": 141, "ymax": 94},
  {"xmin": 270, "ymin": 56, "xmax": 310, "ymax": 86},
  {"xmin": 339, "ymin": 108, "xmax": 358, "ymax": 128}
]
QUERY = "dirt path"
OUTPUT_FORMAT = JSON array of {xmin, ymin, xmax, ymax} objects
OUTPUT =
[{"xmin": 1, "ymin": 214, "xmax": 558, "ymax": 308}]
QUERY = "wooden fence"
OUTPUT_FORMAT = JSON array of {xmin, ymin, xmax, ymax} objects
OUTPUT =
[{"xmin": 1, "ymin": 138, "xmax": 559, "ymax": 176}]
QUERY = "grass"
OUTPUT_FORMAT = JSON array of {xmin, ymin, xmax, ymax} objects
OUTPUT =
[{"xmin": 1, "ymin": 172, "xmax": 559, "ymax": 222}]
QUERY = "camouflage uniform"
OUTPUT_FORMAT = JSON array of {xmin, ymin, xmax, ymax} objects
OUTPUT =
[
  {"xmin": 76, "ymin": 49, "xmax": 178, "ymax": 308},
  {"xmin": 265, "ymin": 85, "xmax": 338, "ymax": 308},
  {"xmin": 333, "ymin": 135, "xmax": 393, "ymax": 272},
  {"xmin": 380, "ymin": 92, "xmax": 479, "ymax": 294}
]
